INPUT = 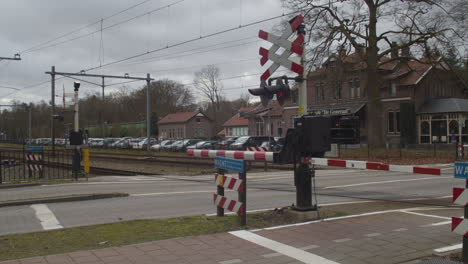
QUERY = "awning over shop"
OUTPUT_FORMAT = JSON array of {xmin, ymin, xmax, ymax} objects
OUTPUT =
[
  {"xmin": 308, "ymin": 103, "xmax": 366, "ymax": 116},
  {"xmin": 417, "ymin": 98, "xmax": 468, "ymax": 114}
]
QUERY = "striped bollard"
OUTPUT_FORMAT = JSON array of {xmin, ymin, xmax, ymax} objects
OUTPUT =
[{"xmin": 453, "ymin": 162, "xmax": 468, "ymax": 261}]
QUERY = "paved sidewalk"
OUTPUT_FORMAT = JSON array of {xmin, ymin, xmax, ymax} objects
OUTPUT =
[{"xmin": 1, "ymin": 207, "xmax": 462, "ymax": 264}]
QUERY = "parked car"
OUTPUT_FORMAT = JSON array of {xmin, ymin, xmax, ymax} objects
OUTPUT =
[
  {"xmin": 151, "ymin": 140, "xmax": 174, "ymax": 151},
  {"xmin": 110, "ymin": 137, "xmax": 132, "ymax": 148},
  {"xmin": 134, "ymin": 138, "xmax": 158, "ymax": 150},
  {"xmin": 229, "ymin": 136, "xmax": 274, "ymax": 150},
  {"xmin": 89, "ymin": 138, "xmax": 104, "ymax": 148},
  {"xmin": 169, "ymin": 140, "xmax": 184, "ymax": 152},
  {"xmin": 216, "ymin": 137, "xmax": 238, "ymax": 149},
  {"xmin": 180, "ymin": 139, "xmax": 203, "ymax": 151},
  {"xmin": 103, "ymin": 138, "xmax": 119, "ymax": 148},
  {"xmin": 187, "ymin": 141, "xmax": 208, "ymax": 150}
]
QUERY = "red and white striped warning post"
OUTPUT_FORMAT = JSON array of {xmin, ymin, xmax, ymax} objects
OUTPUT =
[
  {"xmin": 453, "ymin": 162, "xmax": 468, "ymax": 260},
  {"xmin": 25, "ymin": 154, "xmax": 43, "ymax": 172},
  {"xmin": 247, "ymin": 146, "xmax": 268, "ymax": 152},
  {"xmin": 213, "ymin": 156, "xmax": 247, "ymax": 226}
]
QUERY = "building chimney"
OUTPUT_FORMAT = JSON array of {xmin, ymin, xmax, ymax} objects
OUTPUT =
[
  {"xmin": 390, "ymin": 42, "xmax": 398, "ymax": 59},
  {"xmin": 401, "ymin": 46, "xmax": 410, "ymax": 58}
]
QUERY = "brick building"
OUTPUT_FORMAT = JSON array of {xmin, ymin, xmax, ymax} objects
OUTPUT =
[
  {"xmin": 222, "ymin": 107, "xmax": 256, "ymax": 137},
  {"xmin": 307, "ymin": 49, "xmax": 468, "ymax": 145},
  {"xmin": 158, "ymin": 112, "xmax": 213, "ymax": 140}
]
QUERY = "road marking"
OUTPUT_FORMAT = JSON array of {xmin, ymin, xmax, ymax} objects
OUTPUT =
[
  {"xmin": 131, "ymin": 190, "xmax": 214, "ymax": 197},
  {"xmin": 365, "ymin": 233, "xmax": 381, "ymax": 237},
  {"xmin": 262, "ymin": 252, "xmax": 282, "ymax": 258},
  {"xmin": 393, "ymin": 228, "xmax": 408, "ymax": 232},
  {"xmin": 300, "ymin": 245, "xmax": 319, "ymax": 250},
  {"xmin": 30, "ymin": 204, "xmax": 63, "ymax": 230},
  {"xmin": 323, "ymin": 176, "xmax": 449, "ymax": 189},
  {"xmin": 401, "ymin": 211, "xmax": 451, "ymax": 220},
  {"xmin": 333, "ymin": 238, "xmax": 352, "ymax": 243},
  {"xmin": 230, "ymin": 230, "xmax": 339, "ymax": 264},
  {"xmin": 434, "ymin": 243, "xmax": 462, "ymax": 253},
  {"xmin": 321, "ymin": 200, "xmax": 375, "ymax": 206},
  {"xmin": 219, "ymin": 259, "xmax": 242, "ymax": 264},
  {"xmin": 422, "ymin": 220, "xmax": 452, "ymax": 227}
]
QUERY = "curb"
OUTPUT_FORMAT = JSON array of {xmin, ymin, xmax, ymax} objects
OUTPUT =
[
  {"xmin": 0, "ymin": 192, "xmax": 129, "ymax": 208},
  {"xmin": 0, "ymin": 183, "xmax": 41, "ymax": 189}
]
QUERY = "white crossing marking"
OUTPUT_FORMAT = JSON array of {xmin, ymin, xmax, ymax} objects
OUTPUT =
[
  {"xmin": 365, "ymin": 233, "xmax": 381, "ymax": 237},
  {"xmin": 300, "ymin": 245, "xmax": 319, "ymax": 250},
  {"xmin": 422, "ymin": 220, "xmax": 452, "ymax": 227},
  {"xmin": 333, "ymin": 238, "xmax": 352, "ymax": 243},
  {"xmin": 219, "ymin": 259, "xmax": 242, "ymax": 264},
  {"xmin": 230, "ymin": 230, "xmax": 339, "ymax": 264},
  {"xmin": 401, "ymin": 211, "xmax": 451, "ymax": 220},
  {"xmin": 434, "ymin": 243, "xmax": 462, "ymax": 253},
  {"xmin": 393, "ymin": 228, "xmax": 408, "ymax": 232},
  {"xmin": 30, "ymin": 204, "xmax": 63, "ymax": 230}
]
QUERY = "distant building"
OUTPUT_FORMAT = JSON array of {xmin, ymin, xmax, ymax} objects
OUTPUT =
[
  {"xmin": 158, "ymin": 112, "xmax": 213, "ymax": 139},
  {"xmin": 222, "ymin": 107, "xmax": 256, "ymax": 137},
  {"xmin": 307, "ymin": 50, "xmax": 468, "ymax": 145}
]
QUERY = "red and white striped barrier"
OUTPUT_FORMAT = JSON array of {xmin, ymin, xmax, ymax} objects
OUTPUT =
[
  {"xmin": 187, "ymin": 149, "xmax": 273, "ymax": 162},
  {"xmin": 187, "ymin": 150, "xmax": 441, "ymax": 175},
  {"xmin": 213, "ymin": 194, "xmax": 244, "ymax": 216},
  {"xmin": 247, "ymin": 146, "xmax": 268, "ymax": 152},
  {"xmin": 302, "ymin": 157, "xmax": 441, "ymax": 176},
  {"xmin": 453, "ymin": 188, "xmax": 468, "ymax": 206},
  {"xmin": 25, "ymin": 154, "xmax": 43, "ymax": 172},
  {"xmin": 215, "ymin": 173, "xmax": 244, "ymax": 192},
  {"xmin": 452, "ymin": 217, "xmax": 468, "ymax": 236}
]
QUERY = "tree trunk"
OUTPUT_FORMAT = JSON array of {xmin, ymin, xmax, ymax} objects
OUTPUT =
[{"xmin": 366, "ymin": 2, "xmax": 384, "ymax": 149}]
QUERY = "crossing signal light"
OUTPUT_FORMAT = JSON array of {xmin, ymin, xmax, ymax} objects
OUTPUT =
[{"xmin": 248, "ymin": 76, "xmax": 291, "ymax": 107}]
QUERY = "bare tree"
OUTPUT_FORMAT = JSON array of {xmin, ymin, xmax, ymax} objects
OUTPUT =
[
  {"xmin": 193, "ymin": 65, "xmax": 224, "ymax": 133},
  {"xmin": 283, "ymin": 0, "xmax": 467, "ymax": 147}
]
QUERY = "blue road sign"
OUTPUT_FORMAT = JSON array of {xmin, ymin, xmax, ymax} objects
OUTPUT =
[
  {"xmin": 25, "ymin": 146, "xmax": 43, "ymax": 153},
  {"xmin": 454, "ymin": 162, "xmax": 468, "ymax": 179},
  {"xmin": 214, "ymin": 157, "xmax": 245, "ymax": 173}
]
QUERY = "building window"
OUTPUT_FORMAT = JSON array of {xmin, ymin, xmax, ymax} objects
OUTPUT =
[
  {"xmin": 196, "ymin": 118, "xmax": 200, "ymax": 123},
  {"xmin": 349, "ymin": 80, "xmax": 355, "ymax": 99},
  {"xmin": 255, "ymin": 119, "xmax": 264, "ymax": 136},
  {"xmin": 388, "ymin": 111, "xmax": 400, "ymax": 134},
  {"xmin": 420, "ymin": 121, "xmax": 430, "ymax": 143},
  {"xmin": 277, "ymin": 120, "xmax": 283, "ymax": 136},
  {"xmin": 355, "ymin": 79, "xmax": 360, "ymax": 98},
  {"xmin": 391, "ymin": 83, "xmax": 397, "ymax": 96}
]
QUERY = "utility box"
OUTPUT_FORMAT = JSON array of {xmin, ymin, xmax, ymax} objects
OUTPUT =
[
  {"xmin": 294, "ymin": 115, "xmax": 331, "ymax": 157},
  {"xmin": 69, "ymin": 130, "xmax": 83, "ymax": 146}
]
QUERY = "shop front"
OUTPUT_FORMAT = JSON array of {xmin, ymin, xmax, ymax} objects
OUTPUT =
[{"xmin": 417, "ymin": 98, "xmax": 468, "ymax": 144}]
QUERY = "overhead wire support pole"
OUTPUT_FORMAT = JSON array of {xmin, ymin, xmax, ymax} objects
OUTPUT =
[
  {"xmin": 51, "ymin": 66, "xmax": 56, "ymax": 155},
  {"xmin": 146, "ymin": 74, "xmax": 151, "ymax": 152}
]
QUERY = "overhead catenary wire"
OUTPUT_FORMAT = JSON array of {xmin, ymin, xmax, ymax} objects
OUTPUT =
[
  {"xmin": 19, "ymin": 0, "xmax": 159, "ymax": 54},
  {"xmin": 23, "ymin": 0, "xmax": 185, "ymax": 54}
]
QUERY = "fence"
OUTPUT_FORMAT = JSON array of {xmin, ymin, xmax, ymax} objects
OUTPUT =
[{"xmin": 0, "ymin": 148, "xmax": 74, "ymax": 184}]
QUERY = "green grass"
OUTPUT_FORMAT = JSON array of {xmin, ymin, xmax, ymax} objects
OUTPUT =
[{"xmin": 0, "ymin": 209, "xmax": 343, "ymax": 261}]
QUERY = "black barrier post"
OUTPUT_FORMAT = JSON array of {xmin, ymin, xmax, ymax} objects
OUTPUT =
[
  {"xmin": 0, "ymin": 151, "xmax": 2, "ymax": 184},
  {"xmin": 239, "ymin": 161, "xmax": 247, "ymax": 226},
  {"xmin": 217, "ymin": 168, "xmax": 225, "ymax": 217},
  {"xmin": 294, "ymin": 162, "xmax": 316, "ymax": 211},
  {"xmin": 72, "ymin": 147, "xmax": 81, "ymax": 180}
]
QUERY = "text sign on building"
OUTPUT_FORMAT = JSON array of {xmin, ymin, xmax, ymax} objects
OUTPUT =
[
  {"xmin": 214, "ymin": 157, "xmax": 245, "ymax": 173},
  {"xmin": 309, "ymin": 108, "xmax": 352, "ymax": 116},
  {"xmin": 454, "ymin": 162, "xmax": 468, "ymax": 179}
]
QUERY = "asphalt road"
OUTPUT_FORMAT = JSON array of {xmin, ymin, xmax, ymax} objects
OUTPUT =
[{"xmin": 0, "ymin": 165, "xmax": 458, "ymax": 236}]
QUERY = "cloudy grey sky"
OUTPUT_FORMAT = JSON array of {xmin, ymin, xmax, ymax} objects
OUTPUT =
[{"xmin": 0, "ymin": 0, "xmax": 295, "ymax": 105}]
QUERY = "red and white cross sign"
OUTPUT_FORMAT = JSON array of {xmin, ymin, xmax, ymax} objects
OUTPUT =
[{"xmin": 258, "ymin": 15, "xmax": 304, "ymax": 80}]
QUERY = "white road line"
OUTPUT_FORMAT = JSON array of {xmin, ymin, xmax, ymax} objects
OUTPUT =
[
  {"xmin": 365, "ymin": 233, "xmax": 381, "ymax": 237},
  {"xmin": 323, "ymin": 176, "xmax": 449, "ymax": 189},
  {"xmin": 434, "ymin": 243, "xmax": 462, "ymax": 253},
  {"xmin": 393, "ymin": 228, "xmax": 408, "ymax": 232},
  {"xmin": 30, "ymin": 204, "xmax": 63, "ymax": 230},
  {"xmin": 230, "ymin": 230, "xmax": 339, "ymax": 264},
  {"xmin": 219, "ymin": 259, "xmax": 242, "ymax": 264},
  {"xmin": 401, "ymin": 211, "xmax": 451, "ymax": 220},
  {"xmin": 131, "ymin": 190, "xmax": 214, "ymax": 197},
  {"xmin": 333, "ymin": 238, "xmax": 352, "ymax": 243},
  {"xmin": 422, "ymin": 220, "xmax": 452, "ymax": 227}
]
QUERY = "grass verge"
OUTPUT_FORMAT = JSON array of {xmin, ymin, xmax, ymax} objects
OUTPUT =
[{"xmin": 0, "ymin": 208, "xmax": 342, "ymax": 261}]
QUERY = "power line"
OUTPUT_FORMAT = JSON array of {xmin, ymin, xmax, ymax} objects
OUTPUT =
[
  {"xmin": 20, "ymin": 0, "xmax": 159, "ymax": 54},
  {"xmin": 24, "ymin": 0, "xmax": 185, "ymax": 54},
  {"xmin": 82, "ymin": 10, "xmax": 300, "ymax": 72}
]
